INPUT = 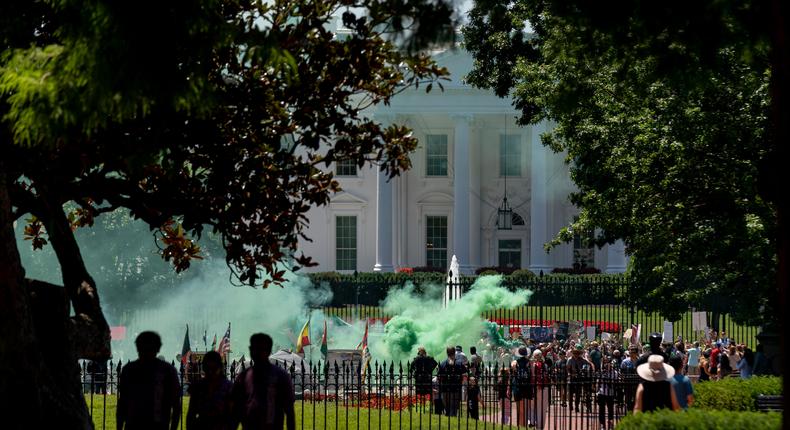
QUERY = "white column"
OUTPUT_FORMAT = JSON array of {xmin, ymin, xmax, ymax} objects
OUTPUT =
[
  {"xmin": 373, "ymin": 167, "xmax": 394, "ymax": 272},
  {"xmin": 605, "ymin": 240, "xmax": 628, "ymax": 273},
  {"xmin": 529, "ymin": 121, "xmax": 553, "ymax": 274},
  {"xmin": 452, "ymin": 115, "xmax": 473, "ymax": 274}
]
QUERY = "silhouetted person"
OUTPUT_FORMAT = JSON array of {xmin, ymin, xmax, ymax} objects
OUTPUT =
[
  {"xmin": 231, "ymin": 333, "xmax": 295, "ymax": 430},
  {"xmin": 89, "ymin": 359, "xmax": 108, "ymax": 394},
  {"xmin": 117, "ymin": 331, "xmax": 182, "ymax": 430},
  {"xmin": 187, "ymin": 351, "xmax": 233, "ymax": 430},
  {"xmin": 411, "ymin": 346, "xmax": 438, "ymax": 396}
]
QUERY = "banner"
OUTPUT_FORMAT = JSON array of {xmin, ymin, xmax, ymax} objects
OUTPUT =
[
  {"xmin": 555, "ymin": 322, "xmax": 570, "ymax": 341},
  {"xmin": 662, "ymin": 321, "xmax": 673, "ymax": 343},
  {"xmin": 692, "ymin": 312, "xmax": 707, "ymax": 331},
  {"xmin": 531, "ymin": 327, "xmax": 553, "ymax": 343},
  {"xmin": 585, "ymin": 326, "xmax": 597, "ymax": 341}
]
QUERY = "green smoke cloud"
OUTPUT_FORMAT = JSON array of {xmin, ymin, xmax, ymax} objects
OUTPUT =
[{"xmin": 373, "ymin": 275, "xmax": 532, "ymax": 363}]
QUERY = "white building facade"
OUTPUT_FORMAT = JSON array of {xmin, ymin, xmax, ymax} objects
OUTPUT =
[{"xmin": 297, "ymin": 47, "xmax": 627, "ymax": 275}]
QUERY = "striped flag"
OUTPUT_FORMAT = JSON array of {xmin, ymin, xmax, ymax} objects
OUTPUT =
[
  {"xmin": 320, "ymin": 320, "xmax": 328, "ymax": 359},
  {"xmin": 216, "ymin": 323, "xmax": 231, "ymax": 358},
  {"xmin": 357, "ymin": 321, "xmax": 371, "ymax": 375},
  {"xmin": 296, "ymin": 318, "xmax": 311, "ymax": 354},
  {"xmin": 181, "ymin": 324, "xmax": 191, "ymax": 364}
]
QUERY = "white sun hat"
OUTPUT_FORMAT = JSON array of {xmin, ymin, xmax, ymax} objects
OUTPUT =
[{"xmin": 636, "ymin": 354, "xmax": 675, "ymax": 382}]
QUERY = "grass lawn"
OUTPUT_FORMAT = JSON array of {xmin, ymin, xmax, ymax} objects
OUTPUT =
[{"xmin": 86, "ymin": 395, "xmax": 529, "ymax": 430}]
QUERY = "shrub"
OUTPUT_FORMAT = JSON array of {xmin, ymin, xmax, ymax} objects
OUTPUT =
[
  {"xmin": 552, "ymin": 267, "xmax": 602, "ymax": 274},
  {"xmin": 616, "ymin": 409, "xmax": 781, "ymax": 430},
  {"xmin": 693, "ymin": 376, "xmax": 782, "ymax": 411},
  {"xmin": 411, "ymin": 266, "xmax": 446, "ymax": 273},
  {"xmin": 509, "ymin": 269, "xmax": 537, "ymax": 279},
  {"xmin": 475, "ymin": 266, "xmax": 518, "ymax": 275}
]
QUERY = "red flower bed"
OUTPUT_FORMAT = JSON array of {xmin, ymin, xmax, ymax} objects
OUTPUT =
[{"xmin": 304, "ymin": 393, "xmax": 430, "ymax": 411}]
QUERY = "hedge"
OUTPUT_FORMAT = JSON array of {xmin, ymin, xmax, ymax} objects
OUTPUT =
[
  {"xmin": 616, "ymin": 409, "xmax": 782, "ymax": 430},
  {"xmin": 692, "ymin": 376, "xmax": 782, "ymax": 411},
  {"xmin": 306, "ymin": 271, "xmax": 630, "ymax": 306}
]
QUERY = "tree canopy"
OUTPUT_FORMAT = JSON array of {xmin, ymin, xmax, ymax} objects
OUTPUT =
[
  {"xmin": 0, "ymin": 0, "xmax": 455, "ymax": 427},
  {"xmin": 463, "ymin": 0, "xmax": 777, "ymax": 325}
]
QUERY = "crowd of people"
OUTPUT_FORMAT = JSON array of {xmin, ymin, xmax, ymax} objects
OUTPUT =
[
  {"xmin": 87, "ymin": 327, "xmax": 774, "ymax": 430},
  {"xmin": 407, "ymin": 329, "xmax": 774, "ymax": 430}
]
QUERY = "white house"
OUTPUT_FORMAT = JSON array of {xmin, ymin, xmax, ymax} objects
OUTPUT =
[{"xmin": 297, "ymin": 45, "xmax": 627, "ymax": 275}]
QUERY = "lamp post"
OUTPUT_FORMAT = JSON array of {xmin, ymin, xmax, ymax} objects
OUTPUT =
[{"xmin": 497, "ymin": 196, "xmax": 512, "ymax": 230}]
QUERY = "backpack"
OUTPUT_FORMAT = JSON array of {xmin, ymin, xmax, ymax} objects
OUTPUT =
[{"xmin": 510, "ymin": 357, "xmax": 532, "ymax": 400}]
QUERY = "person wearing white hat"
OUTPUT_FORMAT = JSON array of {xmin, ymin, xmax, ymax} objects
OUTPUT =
[{"xmin": 633, "ymin": 355, "xmax": 681, "ymax": 414}]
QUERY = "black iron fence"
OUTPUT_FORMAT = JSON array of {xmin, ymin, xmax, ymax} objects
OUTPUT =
[{"xmin": 82, "ymin": 359, "xmax": 644, "ymax": 430}]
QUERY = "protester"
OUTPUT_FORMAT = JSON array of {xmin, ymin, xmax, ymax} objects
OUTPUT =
[
  {"xmin": 454, "ymin": 345, "xmax": 468, "ymax": 366},
  {"xmin": 567, "ymin": 344, "xmax": 593, "ymax": 413},
  {"xmin": 718, "ymin": 348, "xmax": 733, "ymax": 379},
  {"xmin": 411, "ymin": 346, "xmax": 438, "ymax": 396},
  {"xmin": 709, "ymin": 342, "xmax": 722, "ymax": 380},
  {"xmin": 117, "ymin": 331, "xmax": 182, "ymax": 430},
  {"xmin": 686, "ymin": 342, "xmax": 700, "ymax": 380},
  {"xmin": 530, "ymin": 349, "xmax": 549, "ymax": 429},
  {"xmin": 511, "ymin": 346, "xmax": 532, "ymax": 426},
  {"xmin": 497, "ymin": 368, "xmax": 511, "ymax": 424},
  {"xmin": 467, "ymin": 377, "xmax": 481, "ymax": 420},
  {"xmin": 727, "ymin": 344, "xmax": 740, "ymax": 372},
  {"xmin": 553, "ymin": 350, "xmax": 568, "ymax": 407},
  {"xmin": 231, "ymin": 333, "xmax": 295, "ymax": 430},
  {"xmin": 187, "ymin": 351, "xmax": 233, "ymax": 430},
  {"xmin": 634, "ymin": 355, "xmax": 681, "ymax": 413},
  {"xmin": 588, "ymin": 341, "xmax": 602, "ymax": 372},
  {"xmin": 698, "ymin": 350, "xmax": 711, "ymax": 382},
  {"xmin": 737, "ymin": 347, "xmax": 754, "ymax": 379},
  {"xmin": 669, "ymin": 355, "xmax": 694, "ymax": 410},
  {"xmin": 636, "ymin": 333, "xmax": 668, "ymax": 366},
  {"xmin": 431, "ymin": 376, "xmax": 443, "ymax": 415},
  {"xmin": 468, "ymin": 346, "xmax": 483, "ymax": 377},
  {"xmin": 597, "ymin": 356, "xmax": 618, "ymax": 429},
  {"xmin": 437, "ymin": 346, "xmax": 466, "ymax": 416}
]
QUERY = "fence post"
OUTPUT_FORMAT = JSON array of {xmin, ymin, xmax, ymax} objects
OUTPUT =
[{"xmin": 538, "ymin": 271, "xmax": 544, "ymax": 327}]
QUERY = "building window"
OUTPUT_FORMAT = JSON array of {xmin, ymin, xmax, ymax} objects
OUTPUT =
[
  {"xmin": 573, "ymin": 226, "xmax": 595, "ymax": 269},
  {"xmin": 498, "ymin": 239, "xmax": 522, "ymax": 269},
  {"xmin": 512, "ymin": 212, "xmax": 526, "ymax": 226},
  {"xmin": 336, "ymin": 159, "xmax": 357, "ymax": 177},
  {"xmin": 336, "ymin": 216, "xmax": 357, "ymax": 270},
  {"xmin": 500, "ymin": 134, "xmax": 521, "ymax": 177},
  {"xmin": 426, "ymin": 134, "xmax": 448, "ymax": 176},
  {"xmin": 426, "ymin": 216, "xmax": 448, "ymax": 269}
]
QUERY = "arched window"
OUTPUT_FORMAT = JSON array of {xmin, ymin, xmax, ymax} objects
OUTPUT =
[{"xmin": 512, "ymin": 212, "xmax": 525, "ymax": 226}]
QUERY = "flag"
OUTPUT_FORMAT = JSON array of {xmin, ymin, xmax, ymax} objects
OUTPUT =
[
  {"xmin": 211, "ymin": 333, "xmax": 217, "ymax": 350},
  {"xmin": 357, "ymin": 321, "xmax": 371, "ymax": 375},
  {"xmin": 630, "ymin": 324, "xmax": 641, "ymax": 347},
  {"xmin": 320, "ymin": 320, "xmax": 328, "ymax": 358},
  {"xmin": 202, "ymin": 330, "xmax": 207, "ymax": 348},
  {"xmin": 181, "ymin": 324, "xmax": 191, "ymax": 364},
  {"xmin": 216, "ymin": 323, "xmax": 231, "ymax": 358},
  {"xmin": 296, "ymin": 318, "xmax": 311, "ymax": 354}
]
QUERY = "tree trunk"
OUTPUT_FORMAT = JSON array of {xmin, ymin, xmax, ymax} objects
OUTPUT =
[{"xmin": 0, "ymin": 165, "xmax": 94, "ymax": 429}]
